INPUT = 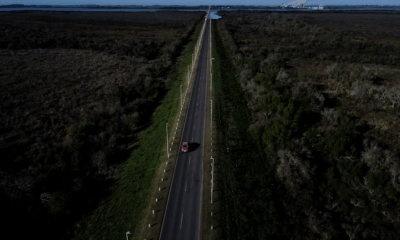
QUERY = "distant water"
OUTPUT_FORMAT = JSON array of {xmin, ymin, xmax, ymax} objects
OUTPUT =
[
  {"xmin": 0, "ymin": 7, "xmax": 222, "ymax": 19},
  {"xmin": 1, "ymin": 7, "xmax": 400, "ymax": 19}
]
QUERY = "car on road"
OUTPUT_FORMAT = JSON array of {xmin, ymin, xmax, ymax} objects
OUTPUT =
[{"xmin": 181, "ymin": 142, "xmax": 189, "ymax": 152}]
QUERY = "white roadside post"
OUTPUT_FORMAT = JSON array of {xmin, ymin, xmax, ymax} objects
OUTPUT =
[
  {"xmin": 211, "ymin": 157, "xmax": 214, "ymax": 203},
  {"xmin": 166, "ymin": 123, "xmax": 170, "ymax": 158},
  {"xmin": 126, "ymin": 231, "xmax": 131, "ymax": 240},
  {"xmin": 180, "ymin": 85, "xmax": 183, "ymax": 110}
]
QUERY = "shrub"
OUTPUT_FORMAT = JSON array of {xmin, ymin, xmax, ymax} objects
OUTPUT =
[
  {"xmin": 350, "ymin": 81, "xmax": 372, "ymax": 101},
  {"xmin": 276, "ymin": 149, "xmax": 313, "ymax": 187},
  {"xmin": 263, "ymin": 98, "xmax": 311, "ymax": 151},
  {"xmin": 317, "ymin": 115, "xmax": 356, "ymax": 158},
  {"xmin": 321, "ymin": 108, "xmax": 339, "ymax": 125}
]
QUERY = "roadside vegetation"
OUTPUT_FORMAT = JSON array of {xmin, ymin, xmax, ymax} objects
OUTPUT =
[
  {"xmin": 214, "ymin": 11, "xmax": 400, "ymax": 239},
  {"xmin": 73, "ymin": 20, "xmax": 205, "ymax": 240},
  {"xmin": 0, "ymin": 11, "xmax": 205, "ymax": 239}
]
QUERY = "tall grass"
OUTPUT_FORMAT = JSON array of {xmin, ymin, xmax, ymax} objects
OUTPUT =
[{"xmin": 71, "ymin": 22, "xmax": 203, "ymax": 240}]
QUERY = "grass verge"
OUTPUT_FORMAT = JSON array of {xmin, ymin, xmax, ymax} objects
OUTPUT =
[
  {"xmin": 210, "ymin": 20, "xmax": 285, "ymax": 240},
  {"xmin": 72, "ymin": 21, "xmax": 204, "ymax": 240},
  {"xmin": 134, "ymin": 20, "xmax": 207, "ymax": 240},
  {"xmin": 201, "ymin": 19, "xmax": 219, "ymax": 240}
]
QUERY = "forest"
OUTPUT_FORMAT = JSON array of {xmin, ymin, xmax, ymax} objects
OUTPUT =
[
  {"xmin": 212, "ymin": 11, "xmax": 400, "ymax": 239},
  {"xmin": 0, "ymin": 11, "xmax": 204, "ymax": 239}
]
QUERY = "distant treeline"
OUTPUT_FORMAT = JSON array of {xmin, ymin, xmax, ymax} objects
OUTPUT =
[{"xmin": 1, "ymin": 4, "xmax": 400, "ymax": 10}]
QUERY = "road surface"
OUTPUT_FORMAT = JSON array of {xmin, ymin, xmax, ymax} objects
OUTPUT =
[{"xmin": 159, "ymin": 18, "xmax": 210, "ymax": 240}]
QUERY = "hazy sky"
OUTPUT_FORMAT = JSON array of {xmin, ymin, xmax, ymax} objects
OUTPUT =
[{"xmin": 1, "ymin": 0, "xmax": 399, "ymax": 5}]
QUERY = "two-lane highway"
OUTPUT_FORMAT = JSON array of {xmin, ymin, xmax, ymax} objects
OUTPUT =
[{"xmin": 159, "ymin": 17, "xmax": 210, "ymax": 240}]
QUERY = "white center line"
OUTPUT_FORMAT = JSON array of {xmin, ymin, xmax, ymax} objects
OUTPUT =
[
  {"xmin": 193, "ymin": 125, "xmax": 195, "ymax": 130},
  {"xmin": 185, "ymin": 182, "xmax": 187, "ymax": 192},
  {"xmin": 180, "ymin": 213, "xmax": 183, "ymax": 229},
  {"xmin": 189, "ymin": 157, "xmax": 191, "ymax": 165}
]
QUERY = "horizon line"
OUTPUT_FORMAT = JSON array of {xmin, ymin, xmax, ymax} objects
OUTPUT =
[{"xmin": 1, "ymin": 4, "xmax": 400, "ymax": 7}]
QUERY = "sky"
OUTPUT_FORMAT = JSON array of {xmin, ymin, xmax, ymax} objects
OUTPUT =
[{"xmin": 1, "ymin": 0, "xmax": 399, "ymax": 5}]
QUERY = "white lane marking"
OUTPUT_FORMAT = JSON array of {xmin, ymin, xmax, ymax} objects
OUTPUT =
[
  {"xmin": 193, "ymin": 125, "xmax": 195, "ymax": 130},
  {"xmin": 185, "ymin": 182, "xmax": 187, "ymax": 192},
  {"xmin": 180, "ymin": 213, "xmax": 183, "ymax": 229},
  {"xmin": 192, "ymin": 138, "xmax": 193, "ymax": 142},
  {"xmin": 189, "ymin": 157, "xmax": 191, "ymax": 165},
  {"xmin": 195, "ymin": 111, "xmax": 197, "ymax": 116}
]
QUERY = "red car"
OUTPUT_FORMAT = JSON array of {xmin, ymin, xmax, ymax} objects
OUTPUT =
[{"xmin": 181, "ymin": 142, "xmax": 189, "ymax": 152}]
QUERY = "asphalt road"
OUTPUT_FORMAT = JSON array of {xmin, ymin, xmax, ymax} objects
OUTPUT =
[{"xmin": 159, "ymin": 19, "xmax": 210, "ymax": 240}]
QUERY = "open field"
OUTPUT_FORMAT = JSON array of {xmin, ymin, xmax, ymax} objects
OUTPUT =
[
  {"xmin": 0, "ymin": 10, "xmax": 205, "ymax": 239},
  {"xmin": 214, "ymin": 11, "xmax": 400, "ymax": 239}
]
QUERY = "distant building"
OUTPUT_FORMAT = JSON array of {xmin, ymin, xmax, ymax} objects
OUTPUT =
[{"xmin": 312, "ymin": 6, "xmax": 324, "ymax": 10}]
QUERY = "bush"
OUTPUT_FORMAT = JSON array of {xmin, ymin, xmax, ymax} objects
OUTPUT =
[
  {"xmin": 317, "ymin": 115, "xmax": 356, "ymax": 158},
  {"xmin": 262, "ymin": 89, "xmax": 312, "ymax": 152}
]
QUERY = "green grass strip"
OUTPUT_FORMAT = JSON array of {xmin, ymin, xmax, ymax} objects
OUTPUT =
[{"xmin": 72, "ymin": 22, "xmax": 203, "ymax": 240}]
